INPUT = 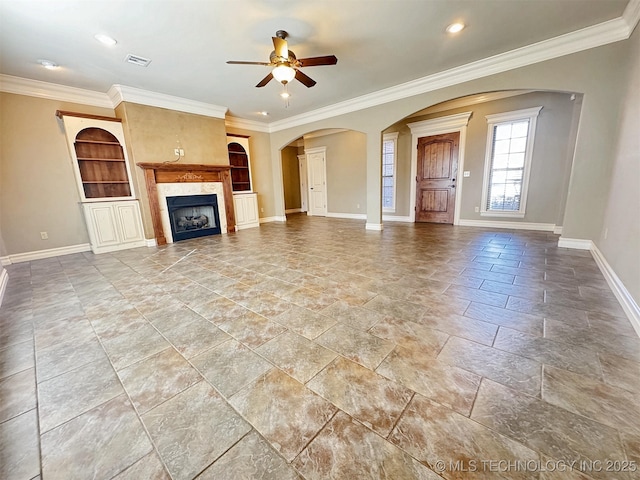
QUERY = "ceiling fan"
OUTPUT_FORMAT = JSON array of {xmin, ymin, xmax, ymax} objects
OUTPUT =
[{"xmin": 227, "ymin": 30, "xmax": 338, "ymax": 88}]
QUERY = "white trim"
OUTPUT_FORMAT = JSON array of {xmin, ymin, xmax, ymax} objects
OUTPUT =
[
  {"xmin": 107, "ymin": 85, "xmax": 227, "ymax": 119},
  {"xmin": 0, "ymin": 243, "xmax": 91, "ymax": 265},
  {"xmin": 145, "ymin": 238, "xmax": 157, "ymax": 247},
  {"xmin": 0, "ymin": 74, "xmax": 113, "ymax": 108},
  {"xmin": 481, "ymin": 106, "xmax": 543, "ymax": 218},
  {"xmin": 591, "ymin": 244, "xmax": 640, "ymax": 337},
  {"xmin": 553, "ymin": 226, "xmax": 563, "ymax": 235},
  {"xmin": 408, "ymin": 112, "xmax": 472, "ymax": 224},
  {"xmin": 382, "ymin": 132, "xmax": 399, "ymax": 212},
  {"xmin": 383, "ymin": 215, "xmax": 412, "ymax": 222},
  {"xmin": 326, "ymin": 212, "xmax": 367, "ymax": 220},
  {"xmin": 259, "ymin": 216, "xmax": 287, "ymax": 223},
  {"xmin": 285, "ymin": 208, "xmax": 303, "ymax": 214},
  {"xmin": 365, "ymin": 223, "xmax": 384, "ymax": 231},
  {"xmin": 624, "ymin": 0, "xmax": 640, "ymax": 33},
  {"xmin": 458, "ymin": 219, "xmax": 557, "ymax": 231},
  {"xmin": 0, "ymin": 268, "xmax": 8, "ymax": 307},
  {"xmin": 557, "ymin": 237, "xmax": 593, "ymax": 250}
]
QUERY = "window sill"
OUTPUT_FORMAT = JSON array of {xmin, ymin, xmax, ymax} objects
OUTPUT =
[
  {"xmin": 480, "ymin": 211, "xmax": 525, "ymax": 218},
  {"xmin": 383, "ymin": 208, "xmax": 396, "ymax": 213}
]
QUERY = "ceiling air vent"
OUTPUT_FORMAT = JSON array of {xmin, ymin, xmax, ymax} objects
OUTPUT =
[{"xmin": 124, "ymin": 54, "xmax": 151, "ymax": 67}]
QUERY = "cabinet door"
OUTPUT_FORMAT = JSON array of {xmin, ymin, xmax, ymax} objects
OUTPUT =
[
  {"xmin": 115, "ymin": 202, "xmax": 145, "ymax": 244},
  {"xmin": 243, "ymin": 195, "xmax": 259, "ymax": 224},
  {"xmin": 84, "ymin": 204, "xmax": 120, "ymax": 248},
  {"xmin": 234, "ymin": 196, "xmax": 247, "ymax": 225}
]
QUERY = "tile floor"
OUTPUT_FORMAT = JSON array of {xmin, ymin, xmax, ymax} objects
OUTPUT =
[{"xmin": 1, "ymin": 214, "xmax": 639, "ymax": 480}]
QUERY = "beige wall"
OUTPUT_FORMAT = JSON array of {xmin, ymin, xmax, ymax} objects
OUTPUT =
[
  {"xmin": 268, "ymin": 36, "xmax": 629, "ymax": 237},
  {"xmin": 0, "ymin": 93, "xmax": 116, "ymax": 254},
  {"xmin": 597, "ymin": 25, "xmax": 640, "ymax": 304},
  {"xmin": 281, "ymin": 146, "xmax": 301, "ymax": 211},
  {"xmin": 304, "ymin": 130, "xmax": 367, "ymax": 216},
  {"xmin": 385, "ymin": 91, "xmax": 578, "ymax": 224},
  {"xmin": 116, "ymin": 102, "xmax": 229, "ymax": 237}
]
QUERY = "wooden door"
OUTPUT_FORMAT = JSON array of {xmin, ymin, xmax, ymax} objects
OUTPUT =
[
  {"xmin": 415, "ymin": 132, "xmax": 459, "ymax": 223},
  {"xmin": 307, "ymin": 150, "xmax": 327, "ymax": 216}
]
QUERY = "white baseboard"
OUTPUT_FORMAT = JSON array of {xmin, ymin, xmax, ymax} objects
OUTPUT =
[
  {"xmin": 0, "ymin": 268, "xmax": 8, "ymax": 307},
  {"xmin": 591, "ymin": 244, "xmax": 640, "ymax": 337},
  {"xmin": 557, "ymin": 237, "xmax": 593, "ymax": 250},
  {"xmin": 285, "ymin": 208, "xmax": 303, "ymax": 214},
  {"xmin": 365, "ymin": 223, "xmax": 384, "ymax": 231},
  {"xmin": 0, "ymin": 243, "xmax": 92, "ymax": 265},
  {"xmin": 458, "ymin": 219, "xmax": 557, "ymax": 231},
  {"xmin": 259, "ymin": 216, "xmax": 287, "ymax": 224},
  {"xmin": 553, "ymin": 226, "xmax": 563, "ymax": 235},
  {"xmin": 236, "ymin": 223, "xmax": 260, "ymax": 231},
  {"xmin": 145, "ymin": 238, "xmax": 157, "ymax": 247},
  {"xmin": 327, "ymin": 212, "xmax": 367, "ymax": 220},
  {"xmin": 383, "ymin": 215, "xmax": 412, "ymax": 222}
]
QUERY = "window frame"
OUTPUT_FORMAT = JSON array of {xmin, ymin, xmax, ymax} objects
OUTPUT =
[
  {"xmin": 382, "ymin": 132, "xmax": 399, "ymax": 213},
  {"xmin": 481, "ymin": 106, "xmax": 542, "ymax": 218}
]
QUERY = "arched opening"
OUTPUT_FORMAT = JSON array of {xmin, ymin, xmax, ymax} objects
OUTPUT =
[
  {"xmin": 279, "ymin": 129, "xmax": 368, "ymax": 220},
  {"xmin": 380, "ymin": 89, "xmax": 583, "ymax": 231}
]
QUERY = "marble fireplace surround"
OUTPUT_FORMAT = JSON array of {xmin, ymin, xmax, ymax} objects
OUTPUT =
[{"xmin": 137, "ymin": 163, "xmax": 236, "ymax": 246}]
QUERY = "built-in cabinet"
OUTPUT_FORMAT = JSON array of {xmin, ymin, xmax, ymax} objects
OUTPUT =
[
  {"xmin": 57, "ymin": 111, "xmax": 146, "ymax": 253},
  {"xmin": 233, "ymin": 193, "xmax": 260, "ymax": 230},
  {"xmin": 227, "ymin": 135, "xmax": 260, "ymax": 230},
  {"xmin": 82, "ymin": 201, "xmax": 145, "ymax": 253}
]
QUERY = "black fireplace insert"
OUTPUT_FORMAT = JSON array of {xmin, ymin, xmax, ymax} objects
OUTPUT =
[{"xmin": 166, "ymin": 194, "xmax": 221, "ymax": 242}]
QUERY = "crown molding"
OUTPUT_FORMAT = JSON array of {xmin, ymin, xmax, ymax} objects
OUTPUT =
[
  {"xmin": 0, "ymin": 74, "xmax": 113, "ymax": 108},
  {"xmin": 108, "ymin": 84, "xmax": 227, "ymax": 119},
  {"xmin": 624, "ymin": 0, "xmax": 640, "ymax": 33},
  {"xmin": 408, "ymin": 90, "xmax": 535, "ymax": 117},
  {"xmin": 225, "ymin": 116, "xmax": 270, "ymax": 133},
  {"xmin": 269, "ymin": 14, "xmax": 632, "ymax": 131}
]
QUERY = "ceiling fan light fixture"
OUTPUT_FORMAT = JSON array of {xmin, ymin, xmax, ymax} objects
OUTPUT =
[
  {"xmin": 446, "ymin": 22, "xmax": 465, "ymax": 33},
  {"xmin": 272, "ymin": 64, "xmax": 296, "ymax": 84}
]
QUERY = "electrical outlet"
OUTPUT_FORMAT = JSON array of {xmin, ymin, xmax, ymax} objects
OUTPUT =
[
  {"xmin": 40, "ymin": 231, "xmax": 48, "ymax": 240},
  {"xmin": 356, "ymin": 203, "xmax": 360, "ymax": 209},
  {"xmin": 463, "ymin": 171, "xmax": 471, "ymax": 177},
  {"xmin": 474, "ymin": 207, "xmax": 479, "ymax": 213},
  {"xmin": 174, "ymin": 148, "xmax": 180, "ymax": 156},
  {"xmin": 179, "ymin": 149, "xmax": 184, "ymax": 156},
  {"xmin": 260, "ymin": 207, "xmax": 264, "ymax": 213}
]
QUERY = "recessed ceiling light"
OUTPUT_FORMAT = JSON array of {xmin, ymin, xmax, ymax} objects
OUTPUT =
[
  {"xmin": 95, "ymin": 34, "xmax": 117, "ymax": 46},
  {"xmin": 259, "ymin": 111, "xmax": 269, "ymax": 116},
  {"xmin": 446, "ymin": 23, "xmax": 465, "ymax": 34},
  {"xmin": 38, "ymin": 59, "xmax": 59, "ymax": 70}
]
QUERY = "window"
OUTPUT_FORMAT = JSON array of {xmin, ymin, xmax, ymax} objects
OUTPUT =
[
  {"xmin": 481, "ymin": 107, "xmax": 542, "ymax": 217},
  {"xmin": 382, "ymin": 132, "xmax": 398, "ymax": 211}
]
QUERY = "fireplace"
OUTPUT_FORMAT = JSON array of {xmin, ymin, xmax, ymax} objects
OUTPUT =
[{"xmin": 166, "ymin": 194, "xmax": 221, "ymax": 241}]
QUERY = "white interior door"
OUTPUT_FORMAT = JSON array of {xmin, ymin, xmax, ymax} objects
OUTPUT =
[
  {"xmin": 298, "ymin": 154, "xmax": 308, "ymax": 213},
  {"xmin": 306, "ymin": 148, "xmax": 327, "ymax": 216}
]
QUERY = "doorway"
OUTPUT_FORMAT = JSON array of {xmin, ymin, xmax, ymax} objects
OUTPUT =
[
  {"xmin": 415, "ymin": 132, "xmax": 459, "ymax": 224},
  {"xmin": 408, "ymin": 111, "xmax": 472, "ymax": 225},
  {"xmin": 305, "ymin": 146, "xmax": 327, "ymax": 216}
]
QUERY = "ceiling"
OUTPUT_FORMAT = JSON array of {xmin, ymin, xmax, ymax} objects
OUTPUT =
[{"xmin": 0, "ymin": 0, "xmax": 633, "ymax": 124}]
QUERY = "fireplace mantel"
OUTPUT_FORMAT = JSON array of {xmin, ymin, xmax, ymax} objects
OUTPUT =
[{"xmin": 137, "ymin": 162, "xmax": 236, "ymax": 245}]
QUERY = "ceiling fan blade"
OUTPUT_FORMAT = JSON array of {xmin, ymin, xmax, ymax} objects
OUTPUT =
[
  {"xmin": 227, "ymin": 60, "xmax": 271, "ymax": 66},
  {"xmin": 256, "ymin": 73, "xmax": 274, "ymax": 87},
  {"xmin": 298, "ymin": 55, "xmax": 338, "ymax": 67},
  {"xmin": 272, "ymin": 36, "xmax": 289, "ymax": 61},
  {"xmin": 295, "ymin": 69, "xmax": 317, "ymax": 88}
]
